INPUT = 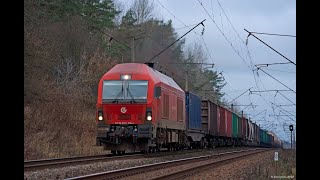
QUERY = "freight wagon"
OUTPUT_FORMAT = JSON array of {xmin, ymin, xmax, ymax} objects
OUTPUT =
[{"xmin": 96, "ymin": 63, "xmax": 280, "ymax": 153}]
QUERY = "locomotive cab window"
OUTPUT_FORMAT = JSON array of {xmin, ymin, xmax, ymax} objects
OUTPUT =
[{"xmin": 102, "ymin": 80, "xmax": 148, "ymax": 103}]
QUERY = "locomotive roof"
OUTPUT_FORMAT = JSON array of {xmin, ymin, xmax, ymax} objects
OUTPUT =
[
  {"xmin": 104, "ymin": 63, "xmax": 183, "ymax": 91},
  {"xmin": 151, "ymin": 68, "xmax": 183, "ymax": 91}
]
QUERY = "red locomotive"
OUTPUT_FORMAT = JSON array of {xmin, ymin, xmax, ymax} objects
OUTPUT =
[
  {"xmin": 96, "ymin": 63, "xmax": 186, "ymax": 154},
  {"xmin": 95, "ymin": 63, "xmax": 282, "ymax": 155}
]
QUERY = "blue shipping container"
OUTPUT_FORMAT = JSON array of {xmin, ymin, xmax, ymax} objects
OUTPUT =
[{"xmin": 185, "ymin": 92, "xmax": 202, "ymax": 130}]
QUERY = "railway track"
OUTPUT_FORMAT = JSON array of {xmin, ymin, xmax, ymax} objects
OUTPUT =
[
  {"xmin": 24, "ymin": 153, "xmax": 142, "ymax": 171},
  {"xmin": 24, "ymin": 147, "xmax": 250, "ymax": 172},
  {"xmin": 66, "ymin": 148, "xmax": 270, "ymax": 180}
]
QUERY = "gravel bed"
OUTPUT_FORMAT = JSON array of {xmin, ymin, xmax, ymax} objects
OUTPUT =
[
  {"xmin": 184, "ymin": 150, "xmax": 275, "ymax": 180},
  {"xmin": 121, "ymin": 149, "xmax": 262, "ymax": 180},
  {"xmin": 120, "ymin": 152, "xmax": 239, "ymax": 180},
  {"xmin": 24, "ymin": 147, "xmax": 252, "ymax": 180}
]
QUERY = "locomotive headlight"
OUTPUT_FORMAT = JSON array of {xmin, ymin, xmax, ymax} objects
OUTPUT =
[
  {"xmin": 146, "ymin": 112, "xmax": 152, "ymax": 121},
  {"xmin": 98, "ymin": 111, "xmax": 103, "ymax": 121},
  {"xmin": 120, "ymin": 74, "xmax": 131, "ymax": 80}
]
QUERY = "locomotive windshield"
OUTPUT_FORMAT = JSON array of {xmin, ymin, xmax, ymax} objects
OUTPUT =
[{"xmin": 102, "ymin": 80, "xmax": 148, "ymax": 103}]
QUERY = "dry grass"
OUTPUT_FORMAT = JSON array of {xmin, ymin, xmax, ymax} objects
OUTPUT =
[
  {"xmin": 24, "ymin": 10, "xmax": 120, "ymax": 160},
  {"xmin": 246, "ymin": 149, "xmax": 296, "ymax": 179},
  {"xmin": 24, "ymin": 50, "xmax": 117, "ymax": 160},
  {"xmin": 24, "ymin": 96, "xmax": 106, "ymax": 160}
]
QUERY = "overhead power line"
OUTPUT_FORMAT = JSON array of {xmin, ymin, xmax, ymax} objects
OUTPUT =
[
  {"xmin": 201, "ymin": 36, "xmax": 215, "ymax": 65},
  {"xmin": 256, "ymin": 67, "xmax": 296, "ymax": 93},
  {"xmin": 271, "ymin": 102, "xmax": 296, "ymax": 118},
  {"xmin": 216, "ymin": 0, "xmax": 247, "ymax": 44},
  {"xmin": 155, "ymin": 0, "xmax": 215, "ymax": 65},
  {"xmin": 193, "ymin": 72, "xmax": 222, "ymax": 92},
  {"xmin": 241, "ymin": 103, "xmax": 257, "ymax": 111},
  {"xmin": 229, "ymin": 87, "xmax": 253, "ymax": 104},
  {"xmin": 252, "ymin": 109, "xmax": 267, "ymax": 118},
  {"xmin": 278, "ymin": 112, "xmax": 296, "ymax": 123},
  {"xmin": 198, "ymin": 1, "xmax": 293, "ymax": 140},
  {"xmin": 197, "ymin": 0, "xmax": 253, "ymax": 71},
  {"xmin": 249, "ymin": 31, "xmax": 296, "ymax": 37},
  {"xmin": 157, "ymin": 0, "xmax": 239, "ymax": 107},
  {"xmin": 244, "ymin": 29, "xmax": 296, "ymax": 65},
  {"xmin": 255, "ymin": 62, "xmax": 291, "ymax": 67},
  {"xmin": 175, "ymin": 23, "xmax": 199, "ymax": 30},
  {"xmin": 269, "ymin": 114, "xmax": 295, "ymax": 117},
  {"xmin": 232, "ymin": 104, "xmax": 256, "ymax": 106},
  {"xmin": 277, "ymin": 91, "xmax": 296, "ymax": 106},
  {"xmin": 145, "ymin": 19, "xmax": 206, "ymax": 63},
  {"xmin": 155, "ymin": 0, "xmax": 187, "ymax": 27},
  {"xmin": 250, "ymin": 90, "xmax": 292, "ymax": 93},
  {"xmin": 265, "ymin": 68, "xmax": 296, "ymax": 74},
  {"xmin": 165, "ymin": 62, "xmax": 214, "ymax": 66},
  {"xmin": 90, "ymin": 26, "xmax": 131, "ymax": 49},
  {"xmin": 144, "ymin": 34, "xmax": 218, "ymax": 98},
  {"xmin": 215, "ymin": 0, "xmax": 255, "ymax": 69}
]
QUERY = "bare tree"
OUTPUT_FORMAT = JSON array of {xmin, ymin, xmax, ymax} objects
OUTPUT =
[
  {"xmin": 185, "ymin": 42, "xmax": 207, "ymax": 64},
  {"xmin": 131, "ymin": 0, "xmax": 157, "ymax": 24},
  {"xmin": 114, "ymin": 1, "xmax": 126, "ymax": 26}
]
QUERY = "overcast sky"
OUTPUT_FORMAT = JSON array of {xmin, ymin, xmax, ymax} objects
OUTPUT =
[{"xmin": 116, "ymin": 0, "xmax": 296, "ymax": 142}]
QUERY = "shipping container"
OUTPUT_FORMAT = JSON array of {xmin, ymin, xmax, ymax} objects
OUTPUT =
[
  {"xmin": 247, "ymin": 120, "xmax": 250, "ymax": 140},
  {"xmin": 249, "ymin": 121, "xmax": 254, "ymax": 141},
  {"xmin": 226, "ymin": 109, "xmax": 232, "ymax": 137},
  {"xmin": 269, "ymin": 134, "xmax": 273, "ymax": 145},
  {"xmin": 185, "ymin": 92, "xmax": 202, "ymax": 130},
  {"xmin": 253, "ymin": 123, "xmax": 258, "ymax": 143},
  {"xmin": 266, "ymin": 131, "xmax": 269, "ymax": 144},
  {"xmin": 201, "ymin": 101, "xmax": 209, "ymax": 134},
  {"xmin": 260, "ymin": 129, "xmax": 268, "ymax": 144},
  {"xmin": 238, "ymin": 116, "xmax": 242, "ymax": 138},
  {"xmin": 232, "ymin": 113, "xmax": 238, "ymax": 138},
  {"xmin": 201, "ymin": 100, "xmax": 220, "ymax": 136},
  {"xmin": 242, "ymin": 118, "xmax": 246, "ymax": 139},
  {"xmin": 256, "ymin": 124, "xmax": 260, "ymax": 143},
  {"xmin": 253, "ymin": 124, "xmax": 256, "ymax": 143},
  {"xmin": 245, "ymin": 118, "xmax": 249, "ymax": 140},
  {"xmin": 269, "ymin": 133, "xmax": 273, "ymax": 145},
  {"xmin": 257, "ymin": 126, "xmax": 261, "ymax": 143},
  {"xmin": 268, "ymin": 131, "xmax": 278, "ymax": 146},
  {"xmin": 219, "ymin": 107, "xmax": 226, "ymax": 137}
]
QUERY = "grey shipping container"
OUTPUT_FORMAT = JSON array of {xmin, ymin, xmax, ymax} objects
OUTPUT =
[
  {"xmin": 201, "ymin": 100, "xmax": 219, "ymax": 136},
  {"xmin": 186, "ymin": 91, "xmax": 202, "ymax": 130},
  {"xmin": 219, "ymin": 107, "xmax": 226, "ymax": 137},
  {"xmin": 201, "ymin": 101, "xmax": 209, "ymax": 134},
  {"xmin": 238, "ymin": 116, "xmax": 242, "ymax": 138}
]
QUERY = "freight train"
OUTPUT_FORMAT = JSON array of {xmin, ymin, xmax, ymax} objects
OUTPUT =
[{"xmin": 95, "ymin": 63, "xmax": 281, "ymax": 154}]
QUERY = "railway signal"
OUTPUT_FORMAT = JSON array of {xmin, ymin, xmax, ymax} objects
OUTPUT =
[{"xmin": 289, "ymin": 125, "xmax": 293, "ymax": 149}]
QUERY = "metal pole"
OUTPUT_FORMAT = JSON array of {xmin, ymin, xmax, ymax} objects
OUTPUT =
[
  {"xmin": 131, "ymin": 37, "xmax": 135, "ymax": 62},
  {"xmin": 294, "ymin": 130, "xmax": 295, "ymax": 150},
  {"xmin": 291, "ymin": 131, "xmax": 292, "ymax": 150}
]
